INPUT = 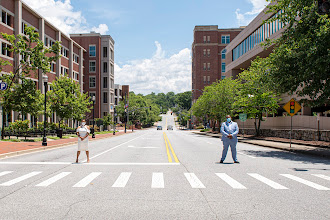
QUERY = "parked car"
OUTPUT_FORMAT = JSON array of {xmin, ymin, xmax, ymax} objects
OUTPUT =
[
  {"xmin": 157, "ymin": 126, "xmax": 162, "ymax": 130},
  {"xmin": 167, "ymin": 125, "xmax": 173, "ymax": 130}
]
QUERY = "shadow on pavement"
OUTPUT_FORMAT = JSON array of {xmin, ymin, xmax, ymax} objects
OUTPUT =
[{"xmin": 240, "ymin": 149, "xmax": 330, "ymax": 165}]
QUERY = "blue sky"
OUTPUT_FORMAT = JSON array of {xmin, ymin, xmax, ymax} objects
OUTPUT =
[{"xmin": 23, "ymin": 0, "xmax": 268, "ymax": 94}]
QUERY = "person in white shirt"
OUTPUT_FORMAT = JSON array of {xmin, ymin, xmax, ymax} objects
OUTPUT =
[
  {"xmin": 76, "ymin": 119, "xmax": 90, "ymax": 163},
  {"xmin": 220, "ymin": 115, "xmax": 239, "ymax": 163}
]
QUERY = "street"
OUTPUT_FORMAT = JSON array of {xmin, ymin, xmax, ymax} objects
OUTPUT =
[{"xmin": 0, "ymin": 112, "xmax": 329, "ymax": 220}]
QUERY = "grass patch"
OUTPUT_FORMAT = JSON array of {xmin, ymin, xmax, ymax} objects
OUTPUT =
[
  {"xmin": 200, "ymin": 128, "xmax": 210, "ymax": 132},
  {"xmin": 95, "ymin": 130, "xmax": 118, "ymax": 134}
]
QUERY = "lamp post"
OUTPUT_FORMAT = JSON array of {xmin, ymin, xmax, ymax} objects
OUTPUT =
[
  {"xmin": 42, "ymin": 75, "xmax": 48, "ymax": 146},
  {"xmin": 91, "ymin": 95, "xmax": 96, "ymax": 138},
  {"xmin": 113, "ymin": 107, "xmax": 116, "ymax": 135}
]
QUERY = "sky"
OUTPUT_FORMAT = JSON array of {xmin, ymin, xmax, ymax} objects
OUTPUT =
[{"xmin": 22, "ymin": 0, "xmax": 268, "ymax": 94}]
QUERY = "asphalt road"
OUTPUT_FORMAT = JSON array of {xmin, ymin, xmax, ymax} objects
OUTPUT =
[{"xmin": 0, "ymin": 112, "xmax": 329, "ymax": 220}]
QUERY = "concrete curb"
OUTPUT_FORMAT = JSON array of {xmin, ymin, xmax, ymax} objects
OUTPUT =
[
  {"xmin": 192, "ymin": 131, "xmax": 330, "ymax": 159},
  {"xmin": 0, "ymin": 132, "xmax": 132, "ymax": 160}
]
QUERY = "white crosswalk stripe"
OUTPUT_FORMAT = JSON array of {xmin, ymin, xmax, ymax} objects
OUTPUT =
[
  {"xmin": 216, "ymin": 173, "xmax": 246, "ymax": 189},
  {"xmin": 72, "ymin": 172, "xmax": 101, "ymax": 188},
  {"xmin": 0, "ymin": 171, "xmax": 13, "ymax": 177},
  {"xmin": 152, "ymin": 172, "xmax": 164, "ymax": 188},
  {"xmin": 281, "ymin": 174, "xmax": 330, "ymax": 190},
  {"xmin": 112, "ymin": 172, "xmax": 132, "ymax": 188},
  {"xmin": 311, "ymin": 174, "xmax": 330, "ymax": 181},
  {"xmin": 184, "ymin": 173, "xmax": 206, "ymax": 188},
  {"xmin": 0, "ymin": 171, "xmax": 42, "ymax": 186},
  {"xmin": 248, "ymin": 173, "xmax": 288, "ymax": 189},
  {"xmin": 36, "ymin": 172, "xmax": 72, "ymax": 187}
]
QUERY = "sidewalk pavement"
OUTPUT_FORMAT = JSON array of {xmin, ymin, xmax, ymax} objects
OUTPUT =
[
  {"xmin": 191, "ymin": 131, "xmax": 330, "ymax": 159},
  {"xmin": 0, "ymin": 130, "xmax": 133, "ymax": 159}
]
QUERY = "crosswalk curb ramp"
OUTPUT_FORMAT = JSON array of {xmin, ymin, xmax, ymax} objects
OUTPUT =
[{"xmin": 0, "ymin": 171, "xmax": 329, "ymax": 191}]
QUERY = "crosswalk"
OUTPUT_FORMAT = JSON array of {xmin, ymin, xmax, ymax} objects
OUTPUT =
[{"xmin": 0, "ymin": 171, "xmax": 329, "ymax": 191}]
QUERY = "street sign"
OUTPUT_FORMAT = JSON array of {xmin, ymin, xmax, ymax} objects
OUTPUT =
[
  {"xmin": 283, "ymin": 98, "xmax": 301, "ymax": 116},
  {"xmin": 239, "ymin": 113, "xmax": 247, "ymax": 122},
  {"xmin": 0, "ymin": 82, "xmax": 8, "ymax": 91}
]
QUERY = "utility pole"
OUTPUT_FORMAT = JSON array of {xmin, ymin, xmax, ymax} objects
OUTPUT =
[{"xmin": 124, "ymin": 92, "xmax": 127, "ymax": 133}]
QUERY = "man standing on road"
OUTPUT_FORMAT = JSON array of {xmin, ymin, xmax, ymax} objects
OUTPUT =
[{"xmin": 220, "ymin": 115, "xmax": 239, "ymax": 163}]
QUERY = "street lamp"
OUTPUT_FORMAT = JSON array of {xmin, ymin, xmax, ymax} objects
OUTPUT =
[
  {"xmin": 91, "ymin": 95, "xmax": 96, "ymax": 138},
  {"xmin": 113, "ymin": 107, "xmax": 117, "ymax": 135},
  {"xmin": 42, "ymin": 75, "xmax": 48, "ymax": 146}
]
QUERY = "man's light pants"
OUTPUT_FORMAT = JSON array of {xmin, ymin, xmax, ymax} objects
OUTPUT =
[{"xmin": 221, "ymin": 138, "xmax": 238, "ymax": 161}]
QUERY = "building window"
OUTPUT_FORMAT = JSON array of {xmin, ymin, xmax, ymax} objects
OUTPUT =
[
  {"xmin": 203, "ymin": 49, "xmax": 206, "ymax": 56},
  {"xmin": 207, "ymin": 36, "xmax": 210, "ymax": 43},
  {"xmin": 103, "ymin": 77, "xmax": 108, "ymax": 88},
  {"xmin": 1, "ymin": 42, "xmax": 11, "ymax": 57},
  {"xmin": 89, "ymin": 76, "xmax": 96, "ymax": 88},
  {"xmin": 115, "ymin": 98, "xmax": 118, "ymax": 105},
  {"xmin": 89, "ymin": 45, "xmax": 96, "ymax": 57},
  {"xmin": 110, "ymin": 49, "xmax": 114, "ymax": 60},
  {"xmin": 103, "ymin": 62, "xmax": 108, "ymax": 73},
  {"xmin": 203, "ymin": 63, "xmax": 206, "ymax": 70},
  {"xmin": 222, "ymin": 49, "xmax": 226, "ymax": 60},
  {"xmin": 221, "ymin": 62, "xmax": 226, "ymax": 73},
  {"xmin": 207, "ymin": 63, "xmax": 210, "ymax": 70},
  {"xmin": 203, "ymin": 36, "xmax": 206, "ymax": 43},
  {"xmin": 61, "ymin": 67, "xmax": 68, "ymax": 75},
  {"xmin": 103, "ymin": 47, "xmax": 108, "ymax": 58},
  {"xmin": 73, "ymin": 54, "xmax": 79, "ymax": 63},
  {"xmin": 2, "ymin": 11, "xmax": 11, "ymax": 26},
  {"xmin": 62, "ymin": 48, "xmax": 69, "ymax": 58},
  {"xmin": 221, "ymin": 35, "xmax": 230, "ymax": 44},
  {"xmin": 221, "ymin": 76, "xmax": 226, "ymax": 80},
  {"xmin": 115, "ymin": 89, "xmax": 118, "ymax": 96},
  {"xmin": 44, "ymin": 37, "xmax": 48, "ymax": 47},
  {"xmin": 103, "ymin": 92, "xmax": 108, "ymax": 103},
  {"xmin": 89, "ymin": 92, "xmax": 96, "ymax": 98},
  {"xmin": 207, "ymin": 76, "xmax": 210, "ymax": 84},
  {"xmin": 22, "ymin": 22, "xmax": 27, "ymax": 35},
  {"xmin": 203, "ymin": 76, "xmax": 206, "ymax": 84},
  {"xmin": 89, "ymin": 61, "xmax": 96, "ymax": 72},
  {"xmin": 207, "ymin": 49, "xmax": 210, "ymax": 56},
  {"xmin": 50, "ymin": 63, "xmax": 55, "ymax": 73},
  {"xmin": 103, "ymin": 112, "xmax": 108, "ymax": 117}
]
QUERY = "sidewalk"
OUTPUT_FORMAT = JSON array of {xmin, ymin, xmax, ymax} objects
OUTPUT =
[
  {"xmin": 191, "ymin": 131, "xmax": 330, "ymax": 159},
  {"xmin": 0, "ymin": 130, "xmax": 133, "ymax": 159}
]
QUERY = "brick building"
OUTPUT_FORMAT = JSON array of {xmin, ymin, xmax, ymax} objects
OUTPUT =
[
  {"xmin": 0, "ymin": 0, "xmax": 85, "ymax": 127},
  {"xmin": 191, "ymin": 25, "xmax": 244, "ymax": 104},
  {"xmin": 71, "ymin": 33, "xmax": 115, "ymax": 124}
]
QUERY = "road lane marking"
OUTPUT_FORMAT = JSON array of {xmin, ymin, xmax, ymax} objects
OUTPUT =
[
  {"xmin": 311, "ymin": 174, "xmax": 330, "ymax": 181},
  {"xmin": 0, "ymin": 171, "xmax": 42, "ymax": 186},
  {"xmin": 152, "ymin": 172, "xmax": 164, "ymax": 188},
  {"xmin": 127, "ymin": 146, "xmax": 159, "ymax": 149},
  {"xmin": 163, "ymin": 132, "xmax": 172, "ymax": 163},
  {"xmin": 164, "ymin": 132, "xmax": 179, "ymax": 163},
  {"xmin": 184, "ymin": 173, "xmax": 206, "ymax": 188},
  {"xmin": 216, "ymin": 173, "xmax": 246, "ymax": 189},
  {"xmin": 237, "ymin": 152, "xmax": 257, "ymax": 159},
  {"xmin": 281, "ymin": 174, "xmax": 330, "ymax": 190},
  {"xmin": 73, "ymin": 172, "xmax": 101, "ymax": 187},
  {"xmin": 0, "ymin": 162, "xmax": 180, "ymax": 166},
  {"xmin": 0, "ymin": 171, "xmax": 13, "ymax": 177},
  {"xmin": 248, "ymin": 173, "xmax": 288, "ymax": 189},
  {"xmin": 84, "ymin": 132, "xmax": 149, "ymax": 162},
  {"xmin": 36, "ymin": 172, "xmax": 71, "ymax": 187},
  {"xmin": 112, "ymin": 172, "xmax": 131, "ymax": 187}
]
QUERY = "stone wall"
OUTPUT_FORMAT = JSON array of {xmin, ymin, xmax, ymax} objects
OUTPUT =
[{"xmin": 239, "ymin": 129, "xmax": 330, "ymax": 142}]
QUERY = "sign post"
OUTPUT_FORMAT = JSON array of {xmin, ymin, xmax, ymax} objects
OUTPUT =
[
  {"xmin": 239, "ymin": 113, "xmax": 247, "ymax": 138},
  {"xmin": 0, "ymin": 82, "xmax": 8, "ymax": 91},
  {"xmin": 283, "ymin": 98, "xmax": 302, "ymax": 151}
]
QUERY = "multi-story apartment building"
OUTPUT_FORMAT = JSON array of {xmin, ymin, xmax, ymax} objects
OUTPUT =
[
  {"xmin": 191, "ymin": 25, "xmax": 244, "ymax": 103},
  {"xmin": 71, "ymin": 33, "xmax": 115, "ymax": 124},
  {"xmin": 0, "ymin": 0, "xmax": 85, "ymax": 127}
]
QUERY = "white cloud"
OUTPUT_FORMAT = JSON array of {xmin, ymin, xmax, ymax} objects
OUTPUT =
[
  {"xmin": 115, "ymin": 41, "xmax": 191, "ymax": 95},
  {"xmin": 22, "ymin": 0, "xmax": 109, "ymax": 35},
  {"xmin": 235, "ymin": 0, "xmax": 269, "ymax": 26}
]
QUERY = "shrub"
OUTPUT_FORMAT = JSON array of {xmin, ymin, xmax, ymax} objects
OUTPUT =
[{"xmin": 10, "ymin": 120, "xmax": 30, "ymax": 132}]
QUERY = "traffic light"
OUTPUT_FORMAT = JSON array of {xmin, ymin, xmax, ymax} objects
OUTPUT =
[
  {"xmin": 290, "ymin": 101, "xmax": 295, "ymax": 114},
  {"xmin": 318, "ymin": 0, "xmax": 330, "ymax": 15}
]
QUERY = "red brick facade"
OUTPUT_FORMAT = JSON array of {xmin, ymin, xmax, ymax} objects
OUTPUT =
[{"xmin": 191, "ymin": 26, "xmax": 243, "ymax": 103}]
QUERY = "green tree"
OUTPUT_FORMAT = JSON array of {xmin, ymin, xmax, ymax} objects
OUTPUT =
[
  {"xmin": 0, "ymin": 26, "xmax": 60, "ymax": 138},
  {"xmin": 192, "ymin": 78, "xmax": 238, "ymax": 130},
  {"xmin": 175, "ymin": 91, "xmax": 192, "ymax": 110},
  {"xmin": 48, "ymin": 76, "xmax": 90, "ymax": 132},
  {"xmin": 265, "ymin": 0, "xmax": 330, "ymax": 106},
  {"xmin": 236, "ymin": 57, "xmax": 280, "ymax": 136}
]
